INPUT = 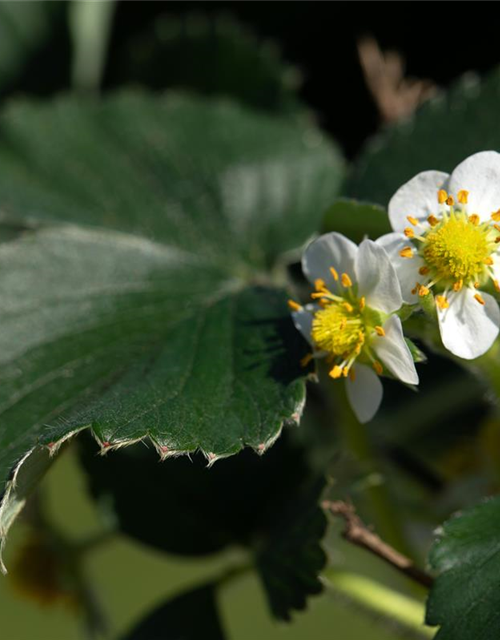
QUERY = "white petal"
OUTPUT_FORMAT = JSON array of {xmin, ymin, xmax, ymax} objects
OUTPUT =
[
  {"xmin": 448, "ymin": 151, "xmax": 500, "ymax": 222},
  {"xmin": 355, "ymin": 239, "xmax": 402, "ymax": 313},
  {"xmin": 376, "ymin": 233, "xmax": 424, "ymax": 304},
  {"xmin": 372, "ymin": 315, "xmax": 419, "ymax": 385},
  {"xmin": 388, "ymin": 171, "xmax": 449, "ymax": 232},
  {"xmin": 438, "ymin": 287, "xmax": 500, "ymax": 359},
  {"xmin": 302, "ymin": 232, "xmax": 357, "ymax": 291},
  {"xmin": 345, "ymin": 363, "xmax": 383, "ymax": 424},
  {"xmin": 292, "ymin": 307, "xmax": 314, "ymax": 346}
]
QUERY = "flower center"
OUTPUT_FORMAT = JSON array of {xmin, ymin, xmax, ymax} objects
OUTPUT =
[
  {"xmin": 289, "ymin": 270, "xmax": 387, "ymax": 379},
  {"xmin": 421, "ymin": 212, "xmax": 493, "ymax": 286},
  {"xmin": 311, "ymin": 301, "xmax": 365, "ymax": 359},
  {"xmin": 400, "ymin": 189, "xmax": 500, "ymax": 307}
]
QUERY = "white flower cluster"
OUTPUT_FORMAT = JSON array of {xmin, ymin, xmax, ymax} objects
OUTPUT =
[{"xmin": 290, "ymin": 151, "xmax": 500, "ymax": 423}]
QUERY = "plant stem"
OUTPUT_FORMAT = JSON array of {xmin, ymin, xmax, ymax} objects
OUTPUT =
[
  {"xmin": 323, "ymin": 500, "xmax": 433, "ymax": 588},
  {"xmin": 332, "ymin": 381, "xmax": 412, "ymax": 557},
  {"xmin": 323, "ymin": 569, "xmax": 434, "ymax": 638},
  {"xmin": 69, "ymin": 0, "xmax": 116, "ymax": 93}
]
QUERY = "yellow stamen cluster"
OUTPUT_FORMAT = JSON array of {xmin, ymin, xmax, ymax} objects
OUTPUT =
[
  {"xmin": 423, "ymin": 215, "xmax": 490, "ymax": 283},
  {"xmin": 308, "ymin": 273, "xmax": 386, "ymax": 379},
  {"xmin": 403, "ymin": 188, "xmax": 500, "ymax": 307},
  {"xmin": 311, "ymin": 301, "xmax": 364, "ymax": 369}
]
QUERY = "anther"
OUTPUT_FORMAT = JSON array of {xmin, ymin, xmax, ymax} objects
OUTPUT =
[
  {"xmin": 411, "ymin": 282, "xmax": 419, "ymax": 296},
  {"xmin": 492, "ymin": 210, "xmax": 500, "ymax": 222},
  {"xmin": 288, "ymin": 300, "xmax": 302, "ymax": 311},
  {"xmin": 494, "ymin": 224, "xmax": 500, "ymax": 233},
  {"xmin": 359, "ymin": 296, "xmax": 366, "ymax": 311},
  {"xmin": 438, "ymin": 189, "xmax": 448, "ymax": 204},
  {"xmin": 373, "ymin": 361, "xmax": 383, "ymax": 375},
  {"xmin": 474, "ymin": 293, "xmax": 485, "ymax": 305},
  {"xmin": 485, "ymin": 257, "xmax": 494, "ymax": 266},
  {"xmin": 427, "ymin": 215, "xmax": 439, "ymax": 227},
  {"xmin": 435, "ymin": 295, "xmax": 449, "ymax": 310},
  {"xmin": 446, "ymin": 196, "xmax": 455, "ymax": 207},
  {"xmin": 374, "ymin": 325, "xmax": 385, "ymax": 337},
  {"xmin": 453, "ymin": 280, "xmax": 463, "ymax": 292},
  {"xmin": 404, "ymin": 227, "xmax": 415, "ymax": 238},
  {"xmin": 330, "ymin": 266, "xmax": 339, "ymax": 281},
  {"xmin": 330, "ymin": 365, "xmax": 343, "ymax": 379},
  {"xmin": 418, "ymin": 285, "xmax": 430, "ymax": 297},
  {"xmin": 407, "ymin": 216, "xmax": 419, "ymax": 226},
  {"xmin": 341, "ymin": 273, "xmax": 352, "ymax": 287},
  {"xmin": 399, "ymin": 247, "xmax": 414, "ymax": 259},
  {"xmin": 342, "ymin": 302, "xmax": 354, "ymax": 312},
  {"xmin": 315, "ymin": 278, "xmax": 326, "ymax": 291},
  {"xmin": 419, "ymin": 266, "xmax": 430, "ymax": 275},
  {"xmin": 458, "ymin": 190, "xmax": 469, "ymax": 204},
  {"xmin": 495, "ymin": 237, "xmax": 500, "ymax": 244},
  {"xmin": 469, "ymin": 214, "xmax": 480, "ymax": 226}
]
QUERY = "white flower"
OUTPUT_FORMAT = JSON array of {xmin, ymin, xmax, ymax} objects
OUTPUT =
[
  {"xmin": 289, "ymin": 233, "xmax": 419, "ymax": 423},
  {"xmin": 378, "ymin": 151, "xmax": 500, "ymax": 360}
]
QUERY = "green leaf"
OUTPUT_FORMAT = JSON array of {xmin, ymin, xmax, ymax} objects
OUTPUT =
[
  {"xmin": 346, "ymin": 68, "xmax": 500, "ymax": 205},
  {"xmin": 77, "ymin": 432, "xmax": 310, "ymax": 556},
  {"xmin": 121, "ymin": 583, "xmax": 226, "ymax": 640},
  {"xmin": 322, "ymin": 198, "xmax": 391, "ymax": 243},
  {"xmin": 0, "ymin": 93, "xmax": 343, "ymax": 564},
  {"xmin": 426, "ymin": 496, "xmax": 500, "ymax": 639},
  {"xmin": 257, "ymin": 478, "xmax": 328, "ymax": 621},
  {"xmin": 404, "ymin": 338, "xmax": 427, "ymax": 364},
  {"xmin": 109, "ymin": 14, "xmax": 301, "ymax": 114},
  {"xmin": 0, "ymin": 2, "xmax": 64, "ymax": 95}
]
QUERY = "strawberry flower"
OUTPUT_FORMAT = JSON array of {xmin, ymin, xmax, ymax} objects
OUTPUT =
[
  {"xmin": 378, "ymin": 151, "xmax": 500, "ymax": 360},
  {"xmin": 289, "ymin": 233, "xmax": 419, "ymax": 423}
]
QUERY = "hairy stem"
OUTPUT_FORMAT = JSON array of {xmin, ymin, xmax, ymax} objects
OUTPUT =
[{"xmin": 323, "ymin": 500, "xmax": 433, "ymax": 589}]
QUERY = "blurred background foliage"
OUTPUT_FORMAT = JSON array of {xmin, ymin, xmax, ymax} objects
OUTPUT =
[{"xmin": 1, "ymin": 2, "xmax": 500, "ymax": 639}]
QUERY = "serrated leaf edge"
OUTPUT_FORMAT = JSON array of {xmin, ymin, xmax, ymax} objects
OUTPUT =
[{"xmin": 0, "ymin": 384, "xmax": 306, "ymax": 573}]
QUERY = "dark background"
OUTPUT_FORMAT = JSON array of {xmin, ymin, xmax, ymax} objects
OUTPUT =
[
  {"xmin": 113, "ymin": 3, "xmax": 499, "ymax": 157},
  {"xmin": 11, "ymin": 2, "xmax": 500, "ymax": 159}
]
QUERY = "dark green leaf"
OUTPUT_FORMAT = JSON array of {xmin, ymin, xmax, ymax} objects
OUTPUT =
[
  {"xmin": 322, "ymin": 198, "xmax": 391, "ymax": 243},
  {"xmin": 77, "ymin": 432, "xmax": 310, "ymax": 556},
  {"xmin": 0, "ymin": 94, "xmax": 341, "ymax": 268},
  {"xmin": 257, "ymin": 478, "xmax": 327, "ymax": 621},
  {"xmin": 121, "ymin": 583, "xmax": 226, "ymax": 640},
  {"xmin": 110, "ymin": 14, "xmax": 301, "ymax": 114},
  {"xmin": 0, "ymin": 93, "xmax": 342, "ymax": 561},
  {"xmin": 346, "ymin": 68, "xmax": 500, "ymax": 205},
  {"xmin": 426, "ymin": 496, "xmax": 500, "ymax": 639}
]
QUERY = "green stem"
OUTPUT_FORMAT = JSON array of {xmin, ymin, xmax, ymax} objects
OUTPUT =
[
  {"xmin": 323, "ymin": 569, "xmax": 433, "ymax": 638},
  {"xmin": 69, "ymin": 0, "xmax": 116, "ymax": 93},
  {"xmin": 333, "ymin": 382, "xmax": 413, "ymax": 557}
]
